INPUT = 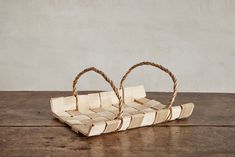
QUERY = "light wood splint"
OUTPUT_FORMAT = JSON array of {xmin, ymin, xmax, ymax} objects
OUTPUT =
[{"xmin": 50, "ymin": 62, "xmax": 194, "ymax": 136}]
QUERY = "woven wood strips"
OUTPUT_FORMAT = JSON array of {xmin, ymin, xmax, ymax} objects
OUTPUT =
[{"xmin": 51, "ymin": 85, "xmax": 194, "ymax": 136}]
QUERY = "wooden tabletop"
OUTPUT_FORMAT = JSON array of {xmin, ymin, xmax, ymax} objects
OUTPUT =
[{"xmin": 0, "ymin": 91, "xmax": 234, "ymax": 157}]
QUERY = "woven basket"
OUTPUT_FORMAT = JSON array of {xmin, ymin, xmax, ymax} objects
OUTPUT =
[{"xmin": 50, "ymin": 61, "xmax": 194, "ymax": 136}]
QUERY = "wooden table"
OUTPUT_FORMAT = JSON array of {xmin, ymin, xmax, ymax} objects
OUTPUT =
[{"xmin": 0, "ymin": 92, "xmax": 234, "ymax": 157}]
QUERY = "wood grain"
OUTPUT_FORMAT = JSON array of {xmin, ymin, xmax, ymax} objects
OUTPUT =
[
  {"xmin": 0, "ymin": 92, "xmax": 234, "ymax": 156},
  {"xmin": 0, "ymin": 92, "xmax": 234, "ymax": 126},
  {"xmin": 0, "ymin": 127, "xmax": 234, "ymax": 157}
]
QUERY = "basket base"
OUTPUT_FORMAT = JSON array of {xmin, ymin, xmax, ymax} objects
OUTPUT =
[
  {"xmin": 50, "ymin": 85, "xmax": 194, "ymax": 136},
  {"xmin": 51, "ymin": 97, "xmax": 194, "ymax": 136}
]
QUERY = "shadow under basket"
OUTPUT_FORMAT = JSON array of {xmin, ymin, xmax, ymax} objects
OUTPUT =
[{"xmin": 50, "ymin": 85, "xmax": 194, "ymax": 136}]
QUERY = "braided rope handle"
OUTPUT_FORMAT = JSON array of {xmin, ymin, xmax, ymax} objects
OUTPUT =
[
  {"xmin": 119, "ymin": 61, "xmax": 178, "ymax": 111},
  {"xmin": 72, "ymin": 67, "xmax": 123, "ymax": 119}
]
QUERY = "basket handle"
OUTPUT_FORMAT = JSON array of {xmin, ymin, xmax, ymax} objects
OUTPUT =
[
  {"xmin": 119, "ymin": 61, "xmax": 178, "ymax": 109},
  {"xmin": 72, "ymin": 67, "xmax": 123, "ymax": 119}
]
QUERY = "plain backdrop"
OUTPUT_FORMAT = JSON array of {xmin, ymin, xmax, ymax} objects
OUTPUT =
[{"xmin": 0, "ymin": 0, "xmax": 235, "ymax": 92}]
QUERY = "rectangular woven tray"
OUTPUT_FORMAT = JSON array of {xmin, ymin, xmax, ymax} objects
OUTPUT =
[{"xmin": 51, "ymin": 85, "xmax": 194, "ymax": 136}]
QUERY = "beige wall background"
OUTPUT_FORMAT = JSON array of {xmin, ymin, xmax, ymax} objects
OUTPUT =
[{"xmin": 0, "ymin": 0, "xmax": 235, "ymax": 92}]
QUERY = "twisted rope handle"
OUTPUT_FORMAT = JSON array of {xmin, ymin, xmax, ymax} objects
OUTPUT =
[
  {"xmin": 119, "ymin": 61, "xmax": 178, "ymax": 109},
  {"xmin": 72, "ymin": 67, "xmax": 123, "ymax": 119}
]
